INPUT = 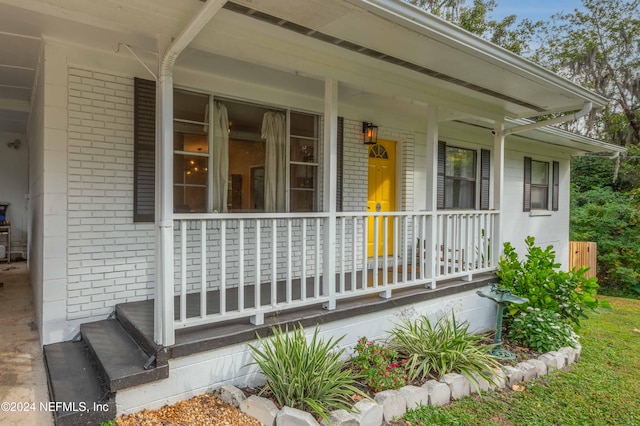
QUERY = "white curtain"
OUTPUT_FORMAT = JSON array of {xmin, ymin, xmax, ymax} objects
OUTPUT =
[
  {"xmin": 212, "ymin": 102, "xmax": 229, "ymax": 213},
  {"xmin": 262, "ymin": 111, "xmax": 287, "ymax": 212}
]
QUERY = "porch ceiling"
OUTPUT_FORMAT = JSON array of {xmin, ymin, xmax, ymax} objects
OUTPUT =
[{"xmin": 0, "ymin": 0, "xmax": 610, "ymax": 137}]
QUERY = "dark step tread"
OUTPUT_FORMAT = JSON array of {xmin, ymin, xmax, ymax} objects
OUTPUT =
[
  {"xmin": 43, "ymin": 341, "xmax": 115, "ymax": 426},
  {"xmin": 81, "ymin": 320, "xmax": 168, "ymax": 391}
]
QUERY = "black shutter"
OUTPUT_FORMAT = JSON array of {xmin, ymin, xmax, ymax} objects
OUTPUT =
[
  {"xmin": 523, "ymin": 156, "xmax": 532, "ymax": 212},
  {"xmin": 437, "ymin": 141, "xmax": 446, "ymax": 209},
  {"xmin": 480, "ymin": 149, "xmax": 490, "ymax": 210},
  {"xmin": 134, "ymin": 78, "xmax": 156, "ymax": 222},
  {"xmin": 336, "ymin": 116, "xmax": 344, "ymax": 212},
  {"xmin": 552, "ymin": 161, "xmax": 559, "ymax": 211}
]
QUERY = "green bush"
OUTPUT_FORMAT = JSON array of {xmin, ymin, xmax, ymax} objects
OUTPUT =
[
  {"xmin": 571, "ymin": 186, "xmax": 640, "ymax": 296},
  {"xmin": 508, "ymin": 308, "xmax": 579, "ymax": 353},
  {"xmin": 248, "ymin": 324, "xmax": 364, "ymax": 422},
  {"xmin": 352, "ymin": 337, "xmax": 409, "ymax": 392},
  {"xmin": 497, "ymin": 236, "xmax": 605, "ymax": 328},
  {"xmin": 386, "ymin": 314, "xmax": 500, "ymax": 389}
]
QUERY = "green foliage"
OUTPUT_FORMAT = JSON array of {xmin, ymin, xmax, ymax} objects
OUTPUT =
[
  {"xmin": 535, "ymin": 0, "xmax": 640, "ymax": 145},
  {"xmin": 386, "ymin": 313, "xmax": 500, "ymax": 389},
  {"xmin": 406, "ymin": 0, "xmax": 542, "ymax": 54},
  {"xmin": 99, "ymin": 421, "xmax": 117, "ymax": 426},
  {"xmin": 571, "ymin": 186, "xmax": 640, "ymax": 296},
  {"xmin": 352, "ymin": 338, "xmax": 409, "ymax": 392},
  {"xmin": 248, "ymin": 324, "xmax": 364, "ymax": 422},
  {"xmin": 497, "ymin": 236, "xmax": 604, "ymax": 328},
  {"xmin": 508, "ymin": 308, "xmax": 580, "ymax": 353},
  {"xmin": 402, "ymin": 297, "xmax": 640, "ymax": 425}
]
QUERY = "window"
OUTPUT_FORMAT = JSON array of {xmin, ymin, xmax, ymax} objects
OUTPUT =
[
  {"xmin": 437, "ymin": 141, "xmax": 490, "ymax": 210},
  {"xmin": 523, "ymin": 157, "xmax": 559, "ymax": 212},
  {"xmin": 133, "ymin": 78, "xmax": 319, "ymax": 220}
]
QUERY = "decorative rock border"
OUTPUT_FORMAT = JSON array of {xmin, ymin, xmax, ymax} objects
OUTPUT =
[{"xmin": 214, "ymin": 346, "xmax": 579, "ymax": 426}]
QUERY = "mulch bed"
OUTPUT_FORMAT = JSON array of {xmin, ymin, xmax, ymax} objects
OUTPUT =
[
  {"xmin": 116, "ymin": 394, "xmax": 261, "ymax": 426},
  {"xmin": 116, "ymin": 334, "xmax": 541, "ymax": 425}
]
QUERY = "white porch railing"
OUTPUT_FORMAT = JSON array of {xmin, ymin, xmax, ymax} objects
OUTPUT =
[{"xmin": 170, "ymin": 210, "xmax": 498, "ymax": 333}]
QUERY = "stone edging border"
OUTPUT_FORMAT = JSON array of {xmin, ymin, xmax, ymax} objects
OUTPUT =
[{"xmin": 213, "ymin": 345, "xmax": 580, "ymax": 426}]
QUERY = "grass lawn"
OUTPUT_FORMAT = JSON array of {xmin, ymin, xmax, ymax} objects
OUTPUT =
[{"xmin": 396, "ymin": 296, "xmax": 640, "ymax": 426}]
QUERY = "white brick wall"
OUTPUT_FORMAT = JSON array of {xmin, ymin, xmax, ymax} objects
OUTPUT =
[{"xmin": 66, "ymin": 68, "xmax": 155, "ymax": 321}]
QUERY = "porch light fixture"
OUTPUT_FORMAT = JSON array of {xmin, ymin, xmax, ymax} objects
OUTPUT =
[{"xmin": 362, "ymin": 122, "xmax": 378, "ymax": 145}]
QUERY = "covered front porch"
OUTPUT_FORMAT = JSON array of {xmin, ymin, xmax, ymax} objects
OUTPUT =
[{"xmin": 157, "ymin": 210, "xmax": 499, "ymax": 346}]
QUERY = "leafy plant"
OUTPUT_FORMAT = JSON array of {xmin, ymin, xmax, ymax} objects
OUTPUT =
[
  {"xmin": 497, "ymin": 236, "xmax": 606, "ymax": 328},
  {"xmin": 99, "ymin": 421, "xmax": 117, "ymax": 426},
  {"xmin": 508, "ymin": 307, "xmax": 579, "ymax": 353},
  {"xmin": 248, "ymin": 324, "xmax": 365, "ymax": 422},
  {"xmin": 352, "ymin": 337, "xmax": 409, "ymax": 392},
  {"xmin": 386, "ymin": 313, "xmax": 500, "ymax": 390}
]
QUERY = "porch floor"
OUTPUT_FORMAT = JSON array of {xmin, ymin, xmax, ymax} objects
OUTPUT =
[{"xmin": 117, "ymin": 272, "xmax": 498, "ymax": 359}]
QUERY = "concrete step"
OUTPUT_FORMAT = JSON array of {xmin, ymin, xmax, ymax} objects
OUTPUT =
[
  {"xmin": 81, "ymin": 320, "xmax": 169, "ymax": 392},
  {"xmin": 43, "ymin": 341, "xmax": 115, "ymax": 426}
]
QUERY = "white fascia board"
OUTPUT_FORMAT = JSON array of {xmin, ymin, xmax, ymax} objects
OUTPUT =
[{"xmin": 346, "ymin": 0, "xmax": 610, "ymax": 109}]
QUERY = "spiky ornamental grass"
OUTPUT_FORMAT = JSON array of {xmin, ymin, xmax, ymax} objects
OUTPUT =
[
  {"xmin": 248, "ymin": 324, "xmax": 366, "ymax": 422},
  {"xmin": 387, "ymin": 313, "xmax": 500, "ymax": 390}
]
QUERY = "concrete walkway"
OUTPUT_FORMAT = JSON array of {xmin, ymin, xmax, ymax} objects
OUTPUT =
[{"xmin": 0, "ymin": 262, "xmax": 53, "ymax": 425}]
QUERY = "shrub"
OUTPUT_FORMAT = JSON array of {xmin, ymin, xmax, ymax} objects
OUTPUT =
[
  {"xmin": 508, "ymin": 308, "xmax": 579, "ymax": 353},
  {"xmin": 497, "ymin": 236, "xmax": 606, "ymax": 328},
  {"xmin": 248, "ymin": 324, "xmax": 365, "ymax": 422},
  {"xmin": 386, "ymin": 314, "xmax": 500, "ymax": 389},
  {"xmin": 352, "ymin": 337, "xmax": 409, "ymax": 392}
]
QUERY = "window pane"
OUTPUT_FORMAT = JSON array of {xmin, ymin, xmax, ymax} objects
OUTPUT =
[
  {"xmin": 290, "ymin": 164, "xmax": 315, "ymax": 190},
  {"xmin": 174, "ymin": 131, "xmax": 208, "ymax": 153},
  {"xmin": 174, "ymin": 186, "xmax": 207, "ymax": 213},
  {"xmin": 446, "ymin": 147, "xmax": 475, "ymax": 178},
  {"xmin": 445, "ymin": 178, "xmax": 475, "ymax": 209},
  {"xmin": 290, "ymin": 112, "xmax": 318, "ymax": 138},
  {"xmin": 290, "ymin": 137, "xmax": 316, "ymax": 163},
  {"xmin": 290, "ymin": 190, "xmax": 315, "ymax": 212},
  {"xmin": 174, "ymin": 154, "xmax": 208, "ymax": 186},
  {"xmin": 531, "ymin": 161, "xmax": 548, "ymax": 185},
  {"xmin": 531, "ymin": 186, "xmax": 548, "ymax": 209},
  {"xmin": 228, "ymin": 139, "xmax": 266, "ymax": 211},
  {"xmin": 174, "ymin": 90, "xmax": 209, "ymax": 122}
]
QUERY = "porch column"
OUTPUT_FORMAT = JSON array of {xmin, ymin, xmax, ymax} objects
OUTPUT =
[
  {"xmin": 493, "ymin": 121, "xmax": 505, "ymax": 261},
  {"xmin": 425, "ymin": 106, "xmax": 438, "ymax": 289},
  {"xmin": 154, "ymin": 34, "xmax": 175, "ymax": 346},
  {"xmin": 322, "ymin": 78, "xmax": 338, "ymax": 310}
]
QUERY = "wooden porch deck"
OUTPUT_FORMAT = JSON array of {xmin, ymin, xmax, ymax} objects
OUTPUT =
[{"xmin": 117, "ymin": 271, "xmax": 498, "ymax": 359}]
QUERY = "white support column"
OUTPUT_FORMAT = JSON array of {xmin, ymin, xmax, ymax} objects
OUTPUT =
[
  {"xmin": 493, "ymin": 121, "xmax": 505, "ymax": 262},
  {"xmin": 322, "ymin": 78, "xmax": 338, "ymax": 310},
  {"xmin": 154, "ymin": 34, "xmax": 175, "ymax": 347},
  {"xmin": 425, "ymin": 106, "xmax": 439, "ymax": 289}
]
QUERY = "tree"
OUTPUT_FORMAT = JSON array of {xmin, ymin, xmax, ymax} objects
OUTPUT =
[
  {"xmin": 406, "ymin": 0, "xmax": 542, "ymax": 55},
  {"xmin": 534, "ymin": 0, "xmax": 640, "ymax": 146}
]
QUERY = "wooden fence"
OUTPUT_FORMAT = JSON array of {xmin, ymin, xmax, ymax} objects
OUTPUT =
[{"xmin": 569, "ymin": 241, "xmax": 597, "ymax": 278}]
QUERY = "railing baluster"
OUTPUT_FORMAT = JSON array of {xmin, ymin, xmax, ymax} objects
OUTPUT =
[
  {"xmin": 420, "ymin": 214, "xmax": 426, "ymax": 280},
  {"xmin": 238, "ymin": 220, "xmax": 245, "ymax": 312},
  {"xmin": 362, "ymin": 216, "xmax": 368, "ymax": 290},
  {"xmin": 180, "ymin": 221, "xmax": 187, "ymax": 323},
  {"xmin": 351, "ymin": 216, "xmax": 357, "ymax": 292},
  {"xmin": 393, "ymin": 216, "xmax": 398, "ymax": 285},
  {"xmin": 382, "ymin": 216, "xmax": 388, "ymax": 287},
  {"xmin": 255, "ymin": 219, "xmax": 261, "ymax": 308},
  {"xmin": 315, "ymin": 218, "xmax": 320, "ymax": 298},
  {"xmin": 286, "ymin": 219, "xmax": 292, "ymax": 304},
  {"xmin": 412, "ymin": 215, "xmax": 417, "ymax": 282},
  {"xmin": 220, "ymin": 221, "xmax": 226, "ymax": 316},
  {"xmin": 200, "ymin": 220, "xmax": 206, "ymax": 318},
  {"xmin": 301, "ymin": 218, "xmax": 307, "ymax": 301},
  {"xmin": 402, "ymin": 215, "xmax": 408, "ymax": 283},
  {"xmin": 340, "ymin": 217, "xmax": 345, "ymax": 294},
  {"xmin": 271, "ymin": 219, "xmax": 277, "ymax": 306},
  {"xmin": 373, "ymin": 215, "xmax": 379, "ymax": 288}
]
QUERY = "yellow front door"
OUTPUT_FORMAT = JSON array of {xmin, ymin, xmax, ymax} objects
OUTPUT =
[{"xmin": 367, "ymin": 140, "xmax": 396, "ymax": 257}]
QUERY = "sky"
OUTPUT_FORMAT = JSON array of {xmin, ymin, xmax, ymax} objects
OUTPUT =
[{"xmin": 489, "ymin": 0, "xmax": 584, "ymax": 23}]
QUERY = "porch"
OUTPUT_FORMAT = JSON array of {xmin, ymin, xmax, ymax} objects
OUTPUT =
[{"xmin": 157, "ymin": 210, "xmax": 499, "ymax": 345}]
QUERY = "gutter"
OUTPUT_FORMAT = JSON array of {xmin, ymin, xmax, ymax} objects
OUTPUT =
[
  {"xmin": 155, "ymin": 0, "xmax": 227, "ymax": 346},
  {"xmin": 501, "ymin": 102, "xmax": 592, "ymax": 136}
]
